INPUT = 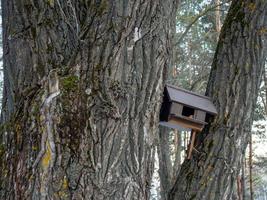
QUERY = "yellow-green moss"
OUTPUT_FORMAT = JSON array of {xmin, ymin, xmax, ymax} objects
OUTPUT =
[
  {"xmin": 62, "ymin": 177, "xmax": 68, "ymax": 189},
  {"xmin": 247, "ymin": 3, "xmax": 256, "ymax": 12},
  {"xmin": 42, "ymin": 142, "xmax": 51, "ymax": 168},
  {"xmin": 0, "ymin": 144, "xmax": 5, "ymax": 160},
  {"xmin": 47, "ymin": 0, "xmax": 54, "ymax": 7},
  {"xmin": 96, "ymin": 1, "xmax": 108, "ymax": 16},
  {"xmin": 61, "ymin": 75, "xmax": 79, "ymax": 92}
]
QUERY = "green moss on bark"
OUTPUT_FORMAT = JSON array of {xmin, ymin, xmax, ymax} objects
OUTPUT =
[{"xmin": 61, "ymin": 75, "xmax": 79, "ymax": 92}]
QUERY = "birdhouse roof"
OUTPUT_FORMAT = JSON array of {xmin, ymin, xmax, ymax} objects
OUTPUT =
[{"xmin": 165, "ymin": 84, "xmax": 218, "ymax": 115}]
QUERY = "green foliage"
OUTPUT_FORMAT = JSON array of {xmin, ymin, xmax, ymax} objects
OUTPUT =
[
  {"xmin": 47, "ymin": 0, "xmax": 54, "ymax": 7},
  {"xmin": 169, "ymin": 0, "xmax": 230, "ymax": 93}
]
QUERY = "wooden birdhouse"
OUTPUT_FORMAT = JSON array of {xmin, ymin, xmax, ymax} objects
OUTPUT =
[
  {"xmin": 159, "ymin": 84, "xmax": 217, "ymax": 159},
  {"xmin": 159, "ymin": 84, "xmax": 217, "ymax": 132}
]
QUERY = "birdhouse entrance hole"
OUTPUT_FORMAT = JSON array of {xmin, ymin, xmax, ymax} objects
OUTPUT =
[{"xmin": 182, "ymin": 106, "xmax": 194, "ymax": 117}]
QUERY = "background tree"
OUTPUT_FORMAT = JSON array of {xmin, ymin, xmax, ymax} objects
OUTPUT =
[
  {"xmin": 0, "ymin": 1, "xmax": 178, "ymax": 199},
  {"xmin": 169, "ymin": 1, "xmax": 267, "ymax": 199},
  {"xmin": 156, "ymin": 1, "xmax": 230, "ymax": 199}
]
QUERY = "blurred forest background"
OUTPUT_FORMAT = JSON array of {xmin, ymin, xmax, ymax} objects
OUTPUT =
[{"xmin": 150, "ymin": 0, "xmax": 267, "ymax": 199}]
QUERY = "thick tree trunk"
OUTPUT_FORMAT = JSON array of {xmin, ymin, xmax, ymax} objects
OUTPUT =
[
  {"xmin": 169, "ymin": 1, "xmax": 267, "ymax": 199},
  {"xmin": 0, "ymin": 1, "xmax": 178, "ymax": 199}
]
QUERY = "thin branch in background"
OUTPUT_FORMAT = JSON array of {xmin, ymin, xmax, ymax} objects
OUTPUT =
[{"xmin": 176, "ymin": 0, "xmax": 231, "ymax": 46}]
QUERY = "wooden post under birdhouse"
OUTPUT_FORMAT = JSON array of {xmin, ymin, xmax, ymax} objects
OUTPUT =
[{"xmin": 187, "ymin": 130, "xmax": 197, "ymax": 159}]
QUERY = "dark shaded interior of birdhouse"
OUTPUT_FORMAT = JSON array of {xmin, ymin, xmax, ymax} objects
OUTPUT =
[{"xmin": 182, "ymin": 106, "xmax": 194, "ymax": 117}]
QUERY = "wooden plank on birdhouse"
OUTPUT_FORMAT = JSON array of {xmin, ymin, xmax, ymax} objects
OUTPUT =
[
  {"xmin": 168, "ymin": 115, "xmax": 205, "ymax": 132},
  {"xmin": 166, "ymin": 84, "xmax": 217, "ymax": 115}
]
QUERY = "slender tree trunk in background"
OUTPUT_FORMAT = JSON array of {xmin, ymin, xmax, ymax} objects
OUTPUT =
[
  {"xmin": 173, "ymin": 130, "xmax": 181, "ymax": 179},
  {"xmin": 249, "ymin": 134, "xmax": 254, "ymax": 200},
  {"xmin": 157, "ymin": 129, "xmax": 182, "ymax": 200},
  {"xmin": 215, "ymin": 0, "xmax": 221, "ymax": 41},
  {"xmin": 169, "ymin": 1, "xmax": 267, "ymax": 199},
  {"xmin": 157, "ymin": 127, "xmax": 173, "ymax": 200},
  {"xmin": 157, "ymin": 1, "xmax": 179, "ymax": 197},
  {"xmin": 0, "ymin": 1, "xmax": 178, "ymax": 199},
  {"xmin": 264, "ymin": 67, "xmax": 267, "ymax": 115},
  {"xmin": 242, "ymin": 156, "xmax": 246, "ymax": 200},
  {"xmin": 237, "ymin": 175, "xmax": 242, "ymax": 200},
  {"xmin": 184, "ymin": 133, "xmax": 187, "ymax": 158}
]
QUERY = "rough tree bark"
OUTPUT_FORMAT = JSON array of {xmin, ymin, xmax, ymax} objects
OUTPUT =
[
  {"xmin": 157, "ymin": 129, "xmax": 182, "ymax": 200},
  {"xmin": 0, "ymin": 1, "xmax": 178, "ymax": 199},
  {"xmin": 169, "ymin": 1, "xmax": 267, "ymax": 199},
  {"xmin": 157, "ymin": 127, "xmax": 173, "ymax": 200},
  {"xmin": 172, "ymin": 130, "xmax": 182, "ymax": 180}
]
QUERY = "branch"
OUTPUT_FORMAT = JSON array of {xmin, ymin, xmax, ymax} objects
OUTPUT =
[{"xmin": 176, "ymin": 0, "xmax": 231, "ymax": 46}]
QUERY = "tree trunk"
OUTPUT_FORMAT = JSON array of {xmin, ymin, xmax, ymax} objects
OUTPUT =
[
  {"xmin": 169, "ymin": 1, "xmax": 267, "ymax": 199},
  {"xmin": 215, "ymin": 0, "xmax": 221, "ymax": 41},
  {"xmin": 249, "ymin": 133, "xmax": 254, "ymax": 200},
  {"xmin": 157, "ymin": 129, "xmax": 182, "ymax": 200},
  {"xmin": 264, "ymin": 67, "xmax": 267, "ymax": 115},
  {"xmin": 0, "ymin": 1, "xmax": 178, "ymax": 199},
  {"xmin": 237, "ymin": 175, "xmax": 242, "ymax": 200},
  {"xmin": 173, "ymin": 130, "xmax": 182, "ymax": 180},
  {"xmin": 157, "ymin": 127, "xmax": 173, "ymax": 200},
  {"xmin": 242, "ymin": 156, "xmax": 246, "ymax": 200}
]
